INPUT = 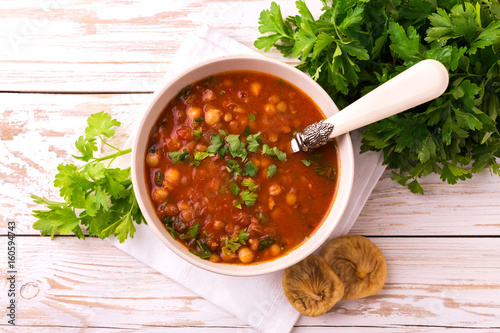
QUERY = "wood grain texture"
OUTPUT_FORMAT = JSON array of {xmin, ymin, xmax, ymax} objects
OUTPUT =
[
  {"xmin": 0, "ymin": 0, "xmax": 309, "ymax": 93},
  {"xmin": 353, "ymin": 169, "xmax": 500, "ymax": 236},
  {"xmin": 1, "ymin": 237, "xmax": 499, "ymax": 331}
]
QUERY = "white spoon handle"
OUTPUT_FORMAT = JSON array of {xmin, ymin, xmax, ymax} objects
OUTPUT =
[{"xmin": 326, "ymin": 59, "xmax": 449, "ymax": 138}]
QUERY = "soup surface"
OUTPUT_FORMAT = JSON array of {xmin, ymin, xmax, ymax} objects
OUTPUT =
[{"xmin": 145, "ymin": 70, "xmax": 339, "ymax": 264}]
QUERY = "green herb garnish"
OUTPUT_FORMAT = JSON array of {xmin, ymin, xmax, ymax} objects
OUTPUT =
[
  {"xmin": 168, "ymin": 149, "xmax": 189, "ymax": 163},
  {"xmin": 194, "ymin": 151, "xmax": 211, "ymax": 161},
  {"xmin": 180, "ymin": 223, "xmax": 200, "ymax": 241},
  {"xmin": 190, "ymin": 241, "xmax": 212, "ymax": 259},
  {"xmin": 241, "ymin": 178, "xmax": 259, "ymax": 191},
  {"xmin": 267, "ymin": 164, "xmax": 277, "ymax": 177},
  {"xmin": 229, "ymin": 181, "xmax": 240, "ymax": 196},
  {"xmin": 255, "ymin": 0, "xmax": 500, "ymax": 193},
  {"xmin": 155, "ymin": 171, "xmax": 163, "ymax": 186},
  {"xmin": 31, "ymin": 111, "xmax": 144, "ymax": 243},
  {"xmin": 193, "ymin": 128, "xmax": 203, "ymax": 139},
  {"xmin": 273, "ymin": 147, "xmax": 287, "ymax": 161},
  {"xmin": 222, "ymin": 228, "xmax": 250, "ymax": 255},
  {"xmin": 243, "ymin": 126, "xmax": 252, "ymax": 136},
  {"xmin": 243, "ymin": 161, "xmax": 259, "ymax": 177},
  {"xmin": 258, "ymin": 236, "xmax": 274, "ymax": 251},
  {"xmin": 226, "ymin": 159, "xmax": 243, "ymax": 175},
  {"xmin": 240, "ymin": 190, "xmax": 258, "ymax": 207},
  {"xmin": 247, "ymin": 133, "xmax": 262, "ymax": 152},
  {"xmin": 206, "ymin": 134, "xmax": 223, "ymax": 154}
]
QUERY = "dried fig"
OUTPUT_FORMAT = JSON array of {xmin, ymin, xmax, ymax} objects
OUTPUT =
[
  {"xmin": 282, "ymin": 255, "xmax": 344, "ymax": 317},
  {"xmin": 320, "ymin": 235, "xmax": 386, "ymax": 300}
]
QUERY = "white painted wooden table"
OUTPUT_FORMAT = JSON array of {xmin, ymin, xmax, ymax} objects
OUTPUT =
[{"xmin": 1, "ymin": 1, "xmax": 500, "ymax": 331}]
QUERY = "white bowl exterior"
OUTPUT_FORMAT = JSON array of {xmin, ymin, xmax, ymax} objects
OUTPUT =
[{"xmin": 132, "ymin": 55, "xmax": 354, "ymax": 276}]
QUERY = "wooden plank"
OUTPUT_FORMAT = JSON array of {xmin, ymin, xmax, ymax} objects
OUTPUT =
[
  {"xmin": 0, "ymin": 0, "xmax": 311, "ymax": 92},
  {"xmin": 1, "ymin": 237, "xmax": 499, "ymax": 329},
  {"xmin": 2, "ymin": 92, "xmax": 500, "ymax": 236},
  {"xmin": 352, "ymin": 169, "xmax": 500, "ymax": 236}
]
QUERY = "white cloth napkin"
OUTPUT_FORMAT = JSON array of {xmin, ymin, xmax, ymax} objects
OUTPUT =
[{"xmin": 107, "ymin": 26, "xmax": 387, "ymax": 333}]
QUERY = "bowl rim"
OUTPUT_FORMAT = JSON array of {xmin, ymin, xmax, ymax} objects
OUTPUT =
[{"xmin": 131, "ymin": 54, "xmax": 355, "ymax": 276}]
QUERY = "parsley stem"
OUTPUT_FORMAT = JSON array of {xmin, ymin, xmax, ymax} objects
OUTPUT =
[
  {"xmin": 78, "ymin": 148, "xmax": 132, "ymax": 171},
  {"xmin": 99, "ymin": 135, "xmax": 121, "ymax": 151}
]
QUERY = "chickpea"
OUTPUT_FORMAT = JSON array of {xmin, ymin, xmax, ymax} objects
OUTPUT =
[
  {"xmin": 225, "ymin": 222, "xmax": 235, "ymax": 235},
  {"xmin": 223, "ymin": 112, "xmax": 233, "ymax": 122},
  {"xmin": 213, "ymin": 220, "xmax": 225, "ymax": 230},
  {"xmin": 269, "ymin": 196, "xmax": 276, "ymax": 210},
  {"xmin": 146, "ymin": 153, "xmax": 160, "ymax": 167},
  {"xmin": 286, "ymin": 192, "xmax": 297, "ymax": 206},
  {"xmin": 238, "ymin": 246, "xmax": 255, "ymax": 264},
  {"xmin": 259, "ymin": 155, "xmax": 272, "ymax": 168},
  {"xmin": 269, "ymin": 94, "xmax": 280, "ymax": 104},
  {"xmin": 293, "ymin": 118, "xmax": 302, "ymax": 128},
  {"xmin": 281, "ymin": 125, "xmax": 291, "ymax": 134},
  {"xmin": 234, "ymin": 106, "xmax": 246, "ymax": 114},
  {"xmin": 250, "ymin": 82, "xmax": 262, "ymax": 96},
  {"xmin": 269, "ymin": 183, "xmax": 282, "ymax": 196},
  {"xmin": 268, "ymin": 133, "xmax": 279, "ymax": 143},
  {"xmin": 276, "ymin": 101, "xmax": 288, "ymax": 113},
  {"xmin": 264, "ymin": 103, "xmax": 276, "ymax": 116},
  {"xmin": 180, "ymin": 209, "xmax": 195, "ymax": 222},
  {"xmin": 229, "ymin": 120, "xmax": 239, "ymax": 133},
  {"xmin": 207, "ymin": 240, "xmax": 219, "ymax": 252},
  {"xmin": 167, "ymin": 138, "xmax": 180, "ymax": 150},
  {"xmin": 196, "ymin": 144, "xmax": 207, "ymax": 152},
  {"xmin": 221, "ymin": 251, "xmax": 237, "ymax": 262},
  {"xmin": 188, "ymin": 106, "xmax": 202, "ymax": 119},
  {"xmin": 205, "ymin": 108, "xmax": 222, "ymax": 126},
  {"xmin": 203, "ymin": 89, "xmax": 216, "ymax": 101},
  {"xmin": 164, "ymin": 203, "xmax": 179, "ymax": 216},
  {"xmin": 152, "ymin": 188, "xmax": 169, "ymax": 203},
  {"xmin": 209, "ymin": 254, "xmax": 221, "ymax": 263},
  {"xmin": 165, "ymin": 168, "xmax": 180, "ymax": 185},
  {"xmin": 177, "ymin": 201, "xmax": 190, "ymax": 211},
  {"xmin": 239, "ymin": 116, "xmax": 248, "ymax": 128},
  {"xmin": 269, "ymin": 243, "xmax": 281, "ymax": 257},
  {"xmin": 248, "ymin": 238, "xmax": 259, "ymax": 252}
]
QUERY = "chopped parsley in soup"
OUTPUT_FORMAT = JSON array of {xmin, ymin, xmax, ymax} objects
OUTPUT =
[{"xmin": 145, "ymin": 70, "xmax": 339, "ymax": 264}]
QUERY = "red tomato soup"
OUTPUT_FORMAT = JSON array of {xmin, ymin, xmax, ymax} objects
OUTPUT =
[{"xmin": 145, "ymin": 70, "xmax": 339, "ymax": 264}]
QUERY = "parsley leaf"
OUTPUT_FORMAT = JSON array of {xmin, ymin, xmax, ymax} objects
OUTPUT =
[
  {"xmin": 241, "ymin": 178, "xmax": 259, "ymax": 191},
  {"xmin": 180, "ymin": 223, "xmax": 200, "ymax": 241},
  {"xmin": 206, "ymin": 134, "xmax": 224, "ymax": 154},
  {"xmin": 241, "ymin": 190, "xmax": 258, "ymax": 207},
  {"xmin": 258, "ymin": 236, "xmax": 274, "ymax": 251},
  {"xmin": 256, "ymin": 0, "xmax": 500, "ymax": 193},
  {"xmin": 243, "ymin": 161, "xmax": 259, "ymax": 177},
  {"xmin": 247, "ymin": 132, "xmax": 262, "ymax": 152},
  {"xmin": 267, "ymin": 164, "xmax": 277, "ymax": 177},
  {"xmin": 168, "ymin": 149, "xmax": 189, "ymax": 163},
  {"xmin": 221, "ymin": 229, "xmax": 250, "ymax": 255},
  {"xmin": 31, "ymin": 112, "xmax": 144, "ymax": 243}
]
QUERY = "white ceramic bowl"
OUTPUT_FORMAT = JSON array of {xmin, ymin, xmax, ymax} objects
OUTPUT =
[{"xmin": 131, "ymin": 54, "xmax": 354, "ymax": 276}]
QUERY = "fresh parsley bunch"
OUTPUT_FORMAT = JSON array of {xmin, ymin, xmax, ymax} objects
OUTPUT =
[
  {"xmin": 255, "ymin": 0, "xmax": 500, "ymax": 193},
  {"xmin": 32, "ymin": 111, "xmax": 144, "ymax": 242}
]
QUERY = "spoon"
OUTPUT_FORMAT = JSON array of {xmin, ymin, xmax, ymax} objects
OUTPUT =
[{"xmin": 290, "ymin": 59, "xmax": 449, "ymax": 153}]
